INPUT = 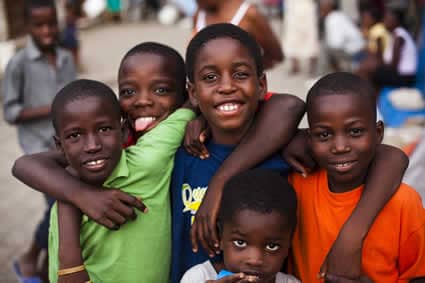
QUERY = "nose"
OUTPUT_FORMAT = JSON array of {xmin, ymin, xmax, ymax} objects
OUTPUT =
[
  {"xmin": 217, "ymin": 73, "xmax": 236, "ymax": 95},
  {"xmin": 84, "ymin": 133, "xmax": 102, "ymax": 153},
  {"xmin": 134, "ymin": 90, "xmax": 153, "ymax": 107},
  {"xmin": 244, "ymin": 248, "xmax": 264, "ymax": 268},
  {"xmin": 331, "ymin": 135, "xmax": 351, "ymax": 154}
]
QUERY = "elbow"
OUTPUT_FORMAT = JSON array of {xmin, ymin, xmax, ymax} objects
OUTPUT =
[{"xmin": 12, "ymin": 155, "xmax": 26, "ymax": 179}]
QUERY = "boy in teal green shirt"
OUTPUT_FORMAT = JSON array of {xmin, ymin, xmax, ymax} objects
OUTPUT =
[{"xmin": 46, "ymin": 79, "xmax": 196, "ymax": 282}]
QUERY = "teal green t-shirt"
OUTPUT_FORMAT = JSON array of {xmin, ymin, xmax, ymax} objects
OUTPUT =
[{"xmin": 49, "ymin": 109, "xmax": 195, "ymax": 283}]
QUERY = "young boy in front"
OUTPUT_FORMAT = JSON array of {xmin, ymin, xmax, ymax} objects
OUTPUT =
[
  {"xmin": 290, "ymin": 72, "xmax": 425, "ymax": 282},
  {"xmin": 181, "ymin": 169, "xmax": 300, "ymax": 283},
  {"xmin": 45, "ymin": 79, "xmax": 196, "ymax": 282},
  {"xmin": 2, "ymin": 0, "xmax": 76, "ymax": 280}
]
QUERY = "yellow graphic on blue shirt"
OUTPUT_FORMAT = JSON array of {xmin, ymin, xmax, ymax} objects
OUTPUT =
[{"xmin": 182, "ymin": 183, "xmax": 207, "ymax": 224}]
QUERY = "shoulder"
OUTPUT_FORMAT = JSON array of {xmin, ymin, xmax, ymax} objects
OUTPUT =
[
  {"xmin": 5, "ymin": 49, "xmax": 27, "ymax": 72},
  {"xmin": 289, "ymin": 170, "xmax": 323, "ymax": 188},
  {"xmin": 180, "ymin": 260, "xmax": 216, "ymax": 283},
  {"xmin": 275, "ymin": 272, "xmax": 301, "ymax": 283},
  {"xmin": 390, "ymin": 183, "xmax": 424, "ymax": 209}
]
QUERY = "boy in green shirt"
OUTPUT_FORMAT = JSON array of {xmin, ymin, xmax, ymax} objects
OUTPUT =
[{"xmin": 46, "ymin": 79, "xmax": 196, "ymax": 282}]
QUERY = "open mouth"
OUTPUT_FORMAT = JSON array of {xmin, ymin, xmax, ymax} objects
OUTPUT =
[
  {"xmin": 215, "ymin": 102, "xmax": 243, "ymax": 115},
  {"xmin": 83, "ymin": 158, "xmax": 108, "ymax": 171},
  {"xmin": 134, "ymin": 116, "xmax": 157, "ymax": 132},
  {"xmin": 330, "ymin": 160, "xmax": 356, "ymax": 173}
]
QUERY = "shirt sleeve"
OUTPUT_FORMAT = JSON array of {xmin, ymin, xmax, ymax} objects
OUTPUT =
[
  {"xmin": 2, "ymin": 57, "xmax": 24, "ymax": 124},
  {"xmin": 127, "ymin": 108, "xmax": 195, "ymax": 169},
  {"xmin": 180, "ymin": 264, "xmax": 212, "ymax": 283},
  {"xmin": 398, "ymin": 189, "xmax": 425, "ymax": 280}
]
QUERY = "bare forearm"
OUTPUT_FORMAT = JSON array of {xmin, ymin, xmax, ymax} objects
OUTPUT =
[
  {"xmin": 12, "ymin": 151, "xmax": 92, "ymax": 205},
  {"xmin": 58, "ymin": 201, "xmax": 84, "ymax": 267},
  {"xmin": 15, "ymin": 105, "xmax": 51, "ymax": 122},
  {"xmin": 344, "ymin": 144, "xmax": 408, "ymax": 238},
  {"xmin": 209, "ymin": 94, "xmax": 304, "ymax": 189}
]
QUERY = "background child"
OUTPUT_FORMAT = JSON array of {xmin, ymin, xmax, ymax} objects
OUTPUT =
[
  {"xmin": 181, "ymin": 169, "xmax": 300, "ymax": 283},
  {"xmin": 171, "ymin": 23, "xmax": 305, "ymax": 282},
  {"xmin": 319, "ymin": 0, "xmax": 365, "ymax": 71},
  {"xmin": 2, "ymin": 0, "xmax": 76, "ymax": 281},
  {"xmin": 359, "ymin": 5, "xmax": 417, "ymax": 90},
  {"xmin": 290, "ymin": 72, "xmax": 425, "ymax": 282},
  {"xmin": 193, "ymin": 0, "xmax": 284, "ymax": 70}
]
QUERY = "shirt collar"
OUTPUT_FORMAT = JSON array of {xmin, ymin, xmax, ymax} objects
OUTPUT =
[
  {"xmin": 103, "ymin": 151, "xmax": 129, "ymax": 187},
  {"xmin": 26, "ymin": 37, "xmax": 69, "ymax": 68}
]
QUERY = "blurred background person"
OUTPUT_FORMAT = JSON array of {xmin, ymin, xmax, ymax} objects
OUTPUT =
[
  {"xmin": 193, "ymin": 0, "xmax": 284, "ymax": 70},
  {"xmin": 319, "ymin": 0, "xmax": 365, "ymax": 72},
  {"xmin": 283, "ymin": 0, "xmax": 319, "ymax": 76}
]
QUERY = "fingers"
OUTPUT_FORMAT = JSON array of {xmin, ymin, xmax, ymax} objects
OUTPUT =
[
  {"xmin": 200, "ymin": 217, "xmax": 216, "ymax": 257},
  {"xmin": 207, "ymin": 273, "xmax": 251, "ymax": 283},
  {"xmin": 287, "ymin": 157, "xmax": 308, "ymax": 177},
  {"xmin": 119, "ymin": 193, "xmax": 148, "ymax": 213},
  {"xmin": 207, "ymin": 215, "xmax": 220, "ymax": 254},
  {"xmin": 190, "ymin": 220, "xmax": 199, "ymax": 253}
]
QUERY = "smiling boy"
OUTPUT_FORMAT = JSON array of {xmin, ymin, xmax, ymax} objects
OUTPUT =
[
  {"xmin": 45, "ymin": 79, "xmax": 195, "ymax": 282},
  {"xmin": 289, "ymin": 72, "xmax": 425, "ymax": 282}
]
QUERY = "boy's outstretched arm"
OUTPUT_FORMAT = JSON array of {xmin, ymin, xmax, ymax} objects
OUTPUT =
[
  {"xmin": 12, "ymin": 151, "xmax": 146, "ymax": 229},
  {"xmin": 321, "ymin": 144, "xmax": 408, "ymax": 279},
  {"xmin": 191, "ymin": 94, "xmax": 305, "ymax": 255},
  {"xmin": 57, "ymin": 201, "xmax": 90, "ymax": 283}
]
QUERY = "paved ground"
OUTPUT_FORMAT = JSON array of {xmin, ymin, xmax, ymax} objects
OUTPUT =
[{"xmin": 0, "ymin": 20, "xmax": 314, "ymax": 282}]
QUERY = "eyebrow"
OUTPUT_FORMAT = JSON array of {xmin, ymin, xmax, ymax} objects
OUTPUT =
[{"xmin": 198, "ymin": 61, "xmax": 254, "ymax": 74}]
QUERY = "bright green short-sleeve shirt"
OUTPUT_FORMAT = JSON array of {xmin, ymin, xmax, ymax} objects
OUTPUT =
[{"xmin": 49, "ymin": 109, "xmax": 195, "ymax": 283}]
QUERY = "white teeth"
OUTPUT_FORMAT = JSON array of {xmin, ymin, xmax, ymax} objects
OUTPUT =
[
  {"xmin": 335, "ymin": 162, "xmax": 352, "ymax": 168},
  {"xmin": 86, "ymin": 159, "xmax": 105, "ymax": 166},
  {"xmin": 218, "ymin": 103, "xmax": 239, "ymax": 112},
  {"xmin": 137, "ymin": 117, "xmax": 156, "ymax": 122}
]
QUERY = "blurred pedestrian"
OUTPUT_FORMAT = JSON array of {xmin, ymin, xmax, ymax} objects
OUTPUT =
[
  {"xmin": 193, "ymin": 0, "xmax": 284, "ymax": 70},
  {"xmin": 61, "ymin": 0, "xmax": 81, "ymax": 69},
  {"xmin": 2, "ymin": 1, "xmax": 76, "ymax": 281},
  {"xmin": 320, "ymin": 0, "xmax": 365, "ymax": 71},
  {"xmin": 107, "ymin": 0, "xmax": 122, "ymax": 22},
  {"xmin": 283, "ymin": 0, "xmax": 319, "ymax": 76}
]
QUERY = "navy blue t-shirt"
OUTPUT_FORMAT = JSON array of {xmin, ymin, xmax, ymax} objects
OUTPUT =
[{"xmin": 170, "ymin": 142, "xmax": 290, "ymax": 283}]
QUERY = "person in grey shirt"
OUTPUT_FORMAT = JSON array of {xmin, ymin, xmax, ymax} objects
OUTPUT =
[{"xmin": 2, "ymin": 1, "xmax": 76, "ymax": 281}]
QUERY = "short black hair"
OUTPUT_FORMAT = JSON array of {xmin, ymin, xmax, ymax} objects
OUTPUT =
[
  {"xmin": 306, "ymin": 72, "xmax": 377, "ymax": 121},
  {"xmin": 52, "ymin": 79, "xmax": 121, "ymax": 133},
  {"xmin": 219, "ymin": 169, "xmax": 297, "ymax": 234},
  {"xmin": 24, "ymin": 0, "xmax": 56, "ymax": 18},
  {"xmin": 186, "ymin": 23, "xmax": 263, "ymax": 82},
  {"xmin": 119, "ymin": 42, "xmax": 187, "ymax": 101}
]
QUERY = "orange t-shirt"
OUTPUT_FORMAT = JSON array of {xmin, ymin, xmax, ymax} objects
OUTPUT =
[{"xmin": 288, "ymin": 170, "xmax": 425, "ymax": 282}]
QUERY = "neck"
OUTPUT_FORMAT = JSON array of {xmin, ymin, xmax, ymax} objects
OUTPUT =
[
  {"xmin": 327, "ymin": 173, "xmax": 367, "ymax": 193},
  {"xmin": 210, "ymin": 120, "xmax": 252, "ymax": 146}
]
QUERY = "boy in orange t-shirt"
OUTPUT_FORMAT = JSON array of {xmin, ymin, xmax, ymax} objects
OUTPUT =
[{"xmin": 289, "ymin": 72, "xmax": 425, "ymax": 282}]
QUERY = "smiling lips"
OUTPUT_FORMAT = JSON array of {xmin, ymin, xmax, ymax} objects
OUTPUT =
[
  {"xmin": 330, "ymin": 160, "xmax": 356, "ymax": 173},
  {"xmin": 216, "ymin": 102, "xmax": 242, "ymax": 114},
  {"xmin": 83, "ymin": 159, "xmax": 107, "ymax": 171},
  {"xmin": 135, "ymin": 116, "xmax": 157, "ymax": 132}
]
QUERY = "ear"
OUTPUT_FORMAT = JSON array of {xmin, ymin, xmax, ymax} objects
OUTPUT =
[
  {"xmin": 258, "ymin": 73, "xmax": 267, "ymax": 100},
  {"xmin": 53, "ymin": 135, "xmax": 63, "ymax": 152},
  {"xmin": 376, "ymin": 120, "xmax": 384, "ymax": 144},
  {"xmin": 187, "ymin": 81, "xmax": 199, "ymax": 107}
]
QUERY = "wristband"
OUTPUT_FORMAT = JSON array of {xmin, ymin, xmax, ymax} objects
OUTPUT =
[{"xmin": 57, "ymin": 264, "xmax": 86, "ymax": 276}]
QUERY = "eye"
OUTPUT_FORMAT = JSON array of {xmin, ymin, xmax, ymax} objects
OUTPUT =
[
  {"xmin": 99, "ymin": 126, "xmax": 112, "ymax": 133},
  {"xmin": 314, "ymin": 131, "xmax": 330, "ymax": 141},
  {"xmin": 202, "ymin": 73, "xmax": 218, "ymax": 82},
  {"xmin": 234, "ymin": 71, "xmax": 249, "ymax": 80},
  {"xmin": 233, "ymin": 240, "xmax": 247, "ymax": 248},
  {"xmin": 154, "ymin": 87, "xmax": 170, "ymax": 95},
  {"xmin": 265, "ymin": 243, "xmax": 280, "ymax": 252},
  {"xmin": 119, "ymin": 88, "xmax": 136, "ymax": 98},
  {"xmin": 350, "ymin": 128, "xmax": 364, "ymax": 137},
  {"xmin": 66, "ymin": 132, "xmax": 80, "ymax": 140}
]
